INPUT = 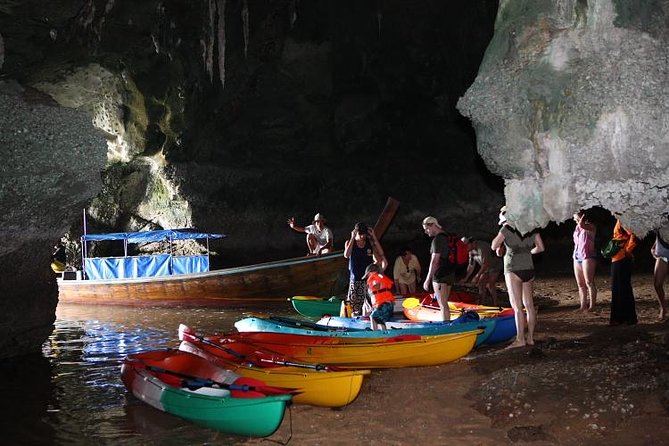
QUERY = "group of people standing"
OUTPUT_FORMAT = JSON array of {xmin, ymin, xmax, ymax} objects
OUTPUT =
[
  {"xmin": 570, "ymin": 210, "xmax": 668, "ymax": 325},
  {"xmin": 287, "ymin": 207, "xmax": 668, "ymax": 341}
]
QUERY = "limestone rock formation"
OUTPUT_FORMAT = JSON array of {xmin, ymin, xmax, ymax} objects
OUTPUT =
[
  {"xmin": 0, "ymin": 82, "xmax": 106, "ymax": 357},
  {"xmin": 458, "ymin": 0, "xmax": 669, "ymax": 235}
]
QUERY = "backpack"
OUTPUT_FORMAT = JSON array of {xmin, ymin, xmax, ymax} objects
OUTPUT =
[{"xmin": 446, "ymin": 233, "xmax": 469, "ymax": 267}]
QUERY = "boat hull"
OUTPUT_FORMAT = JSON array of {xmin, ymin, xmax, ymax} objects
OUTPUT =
[
  {"xmin": 178, "ymin": 340, "xmax": 370, "ymax": 407},
  {"xmin": 234, "ymin": 316, "xmax": 495, "ymax": 347},
  {"xmin": 404, "ymin": 301, "xmax": 517, "ymax": 345},
  {"xmin": 121, "ymin": 349, "xmax": 291, "ymax": 437},
  {"xmin": 58, "ymin": 252, "xmax": 346, "ymax": 306},
  {"xmin": 231, "ymin": 331, "xmax": 480, "ymax": 368}
]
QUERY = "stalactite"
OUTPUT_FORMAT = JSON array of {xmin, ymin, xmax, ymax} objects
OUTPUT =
[
  {"xmin": 242, "ymin": 0, "xmax": 249, "ymax": 59},
  {"xmin": 377, "ymin": 11, "xmax": 383, "ymax": 38},
  {"xmin": 0, "ymin": 32, "xmax": 4, "ymax": 70},
  {"xmin": 217, "ymin": 0, "xmax": 226, "ymax": 89},
  {"xmin": 290, "ymin": 0, "xmax": 298, "ymax": 28},
  {"xmin": 204, "ymin": 0, "xmax": 215, "ymax": 82}
]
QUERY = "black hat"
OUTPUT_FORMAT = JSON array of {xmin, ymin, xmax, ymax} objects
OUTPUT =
[{"xmin": 354, "ymin": 222, "xmax": 368, "ymax": 233}]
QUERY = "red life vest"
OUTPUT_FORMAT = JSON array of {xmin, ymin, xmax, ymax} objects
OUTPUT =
[{"xmin": 366, "ymin": 272, "xmax": 394, "ymax": 307}]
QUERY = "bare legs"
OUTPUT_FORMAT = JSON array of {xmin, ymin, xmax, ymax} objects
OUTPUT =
[
  {"xmin": 504, "ymin": 272, "xmax": 536, "ymax": 348},
  {"xmin": 483, "ymin": 272, "xmax": 500, "ymax": 306},
  {"xmin": 306, "ymin": 234, "xmax": 330, "ymax": 255},
  {"xmin": 434, "ymin": 282, "xmax": 452, "ymax": 322},
  {"xmin": 397, "ymin": 282, "xmax": 417, "ymax": 295},
  {"xmin": 574, "ymin": 258, "xmax": 598, "ymax": 311},
  {"xmin": 306, "ymin": 234, "xmax": 318, "ymax": 255},
  {"xmin": 653, "ymin": 258, "xmax": 668, "ymax": 320}
]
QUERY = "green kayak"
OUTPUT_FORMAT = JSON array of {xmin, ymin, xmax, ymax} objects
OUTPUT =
[
  {"xmin": 289, "ymin": 295, "xmax": 343, "ymax": 319},
  {"xmin": 122, "ymin": 349, "xmax": 292, "ymax": 437}
]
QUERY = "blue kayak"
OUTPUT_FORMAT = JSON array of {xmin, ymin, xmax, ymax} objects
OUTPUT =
[
  {"xmin": 317, "ymin": 314, "xmax": 516, "ymax": 346},
  {"xmin": 233, "ymin": 314, "xmax": 496, "ymax": 347}
]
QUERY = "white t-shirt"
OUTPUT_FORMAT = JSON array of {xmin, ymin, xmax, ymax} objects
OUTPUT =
[{"xmin": 305, "ymin": 224, "xmax": 333, "ymax": 249}]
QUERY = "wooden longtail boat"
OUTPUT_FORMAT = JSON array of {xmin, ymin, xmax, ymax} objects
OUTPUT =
[
  {"xmin": 121, "ymin": 349, "xmax": 293, "ymax": 437},
  {"xmin": 57, "ymin": 198, "xmax": 400, "ymax": 306},
  {"xmin": 177, "ymin": 324, "xmax": 370, "ymax": 408},
  {"xmin": 227, "ymin": 330, "xmax": 481, "ymax": 368}
]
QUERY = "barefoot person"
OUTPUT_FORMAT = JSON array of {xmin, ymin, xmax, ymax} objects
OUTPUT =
[
  {"xmin": 287, "ymin": 213, "xmax": 333, "ymax": 255},
  {"xmin": 422, "ymin": 216, "xmax": 453, "ymax": 321},
  {"xmin": 491, "ymin": 207, "xmax": 545, "ymax": 349},
  {"xmin": 650, "ymin": 226, "xmax": 669, "ymax": 320},
  {"xmin": 572, "ymin": 210, "xmax": 598, "ymax": 311}
]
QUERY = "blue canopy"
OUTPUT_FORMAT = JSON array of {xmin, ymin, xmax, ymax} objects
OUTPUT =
[{"xmin": 81, "ymin": 229, "xmax": 226, "ymax": 244}]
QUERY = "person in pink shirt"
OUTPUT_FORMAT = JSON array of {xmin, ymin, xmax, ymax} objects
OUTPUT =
[{"xmin": 572, "ymin": 210, "xmax": 598, "ymax": 312}]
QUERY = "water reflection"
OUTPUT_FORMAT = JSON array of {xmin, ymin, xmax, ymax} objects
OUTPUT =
[{"xmin": 5, "ymin": 301, "xmax": 291, "ymax": 445}]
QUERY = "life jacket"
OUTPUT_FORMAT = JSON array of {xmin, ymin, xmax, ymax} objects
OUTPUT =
[
  {"xmin": 366, "ymin": 272, "xmax": 394, "ymax": 306},
  {"xmin": 446, "ymin": 233, "xmax": 469, "ymax": 268}
]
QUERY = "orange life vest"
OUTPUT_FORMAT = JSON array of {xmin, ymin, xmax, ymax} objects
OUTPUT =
[{"xmin": 366, "ymin": 272, "xmax": 395, "ymax": 307}]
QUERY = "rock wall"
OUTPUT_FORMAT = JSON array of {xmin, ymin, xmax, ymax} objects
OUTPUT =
[
  {"xmin": 0, "ymin": 82, "xmax": 106, "ymax": 357},
  {"xmin": 458, "ymin": 0, "xmax": 669, "ymax": 235}
]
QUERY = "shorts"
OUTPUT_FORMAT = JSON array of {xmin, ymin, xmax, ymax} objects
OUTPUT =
[
  {"xmin": 433, "ymin": 270, "xmax": 455, "ymax": 286},
  {"xmin": 347, "ymin": 280, "xmax": 368, "ymax": 316},
  {"xmin": 511, "ymin": 269, "xmax": 535, "ymax": 283},
  {"xmin": 371, "ymin": 301, "xmax": 394, "ymax": 324}
]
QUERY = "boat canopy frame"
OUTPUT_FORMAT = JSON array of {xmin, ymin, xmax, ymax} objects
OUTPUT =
[{"xmin": 81, "ymin": 229, "xmax": 226, "ymax": 280}]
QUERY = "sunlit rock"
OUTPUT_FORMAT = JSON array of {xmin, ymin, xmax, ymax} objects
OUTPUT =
[{"xmin": 458, "ymin": 0, "xmax": 669, "ymax": 235}]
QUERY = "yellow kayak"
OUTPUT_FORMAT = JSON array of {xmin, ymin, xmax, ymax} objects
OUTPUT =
[
  {"xmin": 178, "ymin": 328, "xmax": 370, "ymax": 408},
  {"xmin": 233, "ymin": 329, "xmax": 482, "ymax": 369}
]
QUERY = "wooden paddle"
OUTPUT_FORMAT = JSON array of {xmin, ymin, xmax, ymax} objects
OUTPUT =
[{"xmin": 178, "ymin": 324, "xmax": 330, "ymax": 371}]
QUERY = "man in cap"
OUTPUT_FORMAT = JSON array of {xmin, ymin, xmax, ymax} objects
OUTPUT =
[
  {"xmin": 287, "ymin": 212, "xmax": 334, "ymax": 255},
  {"xmin": 362, "ymin": 263, "xmax": 395, "ymax": 330},
  {"xmin": 422, "ymin": 216, "xmax": 453, "ymax": 321}
]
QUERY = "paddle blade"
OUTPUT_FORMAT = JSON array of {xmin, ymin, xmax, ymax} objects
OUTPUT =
[
  {"xmin": 177, "ymin": 323, "xmax": 193, "ymax": 341},
  {"xmin": 402, "ymin": 297, "xmax": 421, "ymax": 309}
]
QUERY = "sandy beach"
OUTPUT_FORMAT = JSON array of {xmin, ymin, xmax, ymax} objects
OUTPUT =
[{"xmin": 239, "ymin": 271, "xmax": 669, "ymax": 446}]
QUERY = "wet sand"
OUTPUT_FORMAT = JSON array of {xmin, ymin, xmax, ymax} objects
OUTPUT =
[{"xmin": 241, "ymin": 272, "xmax": 669, "ymax": 446}]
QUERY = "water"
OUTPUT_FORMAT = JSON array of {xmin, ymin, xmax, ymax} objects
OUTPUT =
[{"xmin": 2, "ymin": 302, "xmax": 291, "ymax": 446}]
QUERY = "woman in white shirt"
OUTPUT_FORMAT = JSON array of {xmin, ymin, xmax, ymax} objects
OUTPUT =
[{"xmin": 392, "ymin": 247, "xmax": 422, "ymax": 294}]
